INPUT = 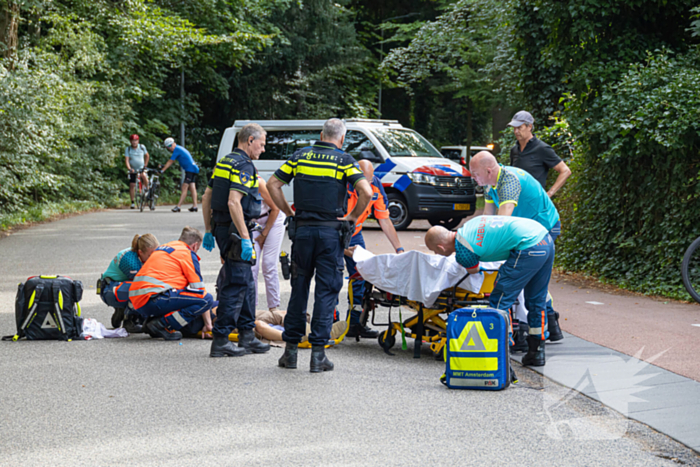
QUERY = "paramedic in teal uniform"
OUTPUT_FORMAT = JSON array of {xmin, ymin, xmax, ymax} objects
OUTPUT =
[{"xmin": 426, "ymin": 216, "xmax": 553, "ymax": 366}]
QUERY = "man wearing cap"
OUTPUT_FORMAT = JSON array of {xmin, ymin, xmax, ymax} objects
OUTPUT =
[
  {"xmin": 508, "ymin": 111, "xmax": 571, "ymax": 198},
  {"xmin": 161, "ymin": 137, "xmax": 200, "ymax": 213},
  {"xmin": 125, "ymin": 134, "xmax": 150, "ymax": 209}
]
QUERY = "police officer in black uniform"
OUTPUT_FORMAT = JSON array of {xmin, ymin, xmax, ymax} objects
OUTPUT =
[
  {"xmin": 201, "ymin": 123, "xmax": 271, "ymax": 358},
  {"xmin": 268, "ymin": 118, "xmax": 372, "ymax": 372}
]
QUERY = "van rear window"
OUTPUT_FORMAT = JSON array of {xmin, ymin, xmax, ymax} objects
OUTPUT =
[{"xmin": 257, "ymin": 130, "xmax": 320, "ymax": 160}]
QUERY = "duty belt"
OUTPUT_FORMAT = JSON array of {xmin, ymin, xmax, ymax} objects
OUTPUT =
[{"xmin": 296, "ymin": 219, "xmax": 343, "ymax": 229}]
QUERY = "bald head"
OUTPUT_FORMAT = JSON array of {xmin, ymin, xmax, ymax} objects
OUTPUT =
[
  {"xmin": 358, "ymin": 159, "xmax": 374, "ymax": 180},
  {"xmin": 426, "ymin": 226, "xmax": 456, "ymax": 257},
  {"xmin": 469, "ymin": 151, "xmax": 499, "ymax": 187}
]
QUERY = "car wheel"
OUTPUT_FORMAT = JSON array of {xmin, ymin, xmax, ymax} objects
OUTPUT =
[
  {"xmin": 387, "ymin": 193, "xmax": 412, "ymax": 231},
  {"xmin": 429, "ymin": 217, "xmax": 464, "ymax": 230}
]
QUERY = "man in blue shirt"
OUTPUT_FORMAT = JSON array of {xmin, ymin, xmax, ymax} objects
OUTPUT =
[
  {"xmin": 470, "ymin": 151, "xmax": 564, "ymax": 343},
  {"xmin": 426, "ymin": 216, "xmax": 554, "ymax": 366},
  {"xmin": 161, "ymin": 137, "xmax": 200, "ymax": 213}
]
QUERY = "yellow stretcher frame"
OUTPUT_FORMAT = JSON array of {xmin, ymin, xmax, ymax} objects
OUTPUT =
[{"xmin": 368, "ymin": 270, "xmax": 500, "ymax": 359}]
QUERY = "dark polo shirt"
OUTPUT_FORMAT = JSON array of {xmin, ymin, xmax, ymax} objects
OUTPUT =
[{"xmin": 509, "ymin": 137, "xmax": 562, "ymax": 188}]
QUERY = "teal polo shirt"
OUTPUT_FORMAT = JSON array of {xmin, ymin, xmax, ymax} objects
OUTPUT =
[
  {"xmin": 484, "ymin": 165, "xmax": 559, "ymax": 231},
  {"xmin": 454, "ymin": 216, "xmax": 548, "ymax": 268}
]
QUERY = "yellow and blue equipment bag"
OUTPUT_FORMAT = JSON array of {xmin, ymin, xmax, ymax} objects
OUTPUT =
[
  {"xmin": 4, "ymin": 275, "xmax": 84, "ymax": 342},
  {"xmin": 443, "ymin": 307, "xmax": 511, "ymax": 390}
]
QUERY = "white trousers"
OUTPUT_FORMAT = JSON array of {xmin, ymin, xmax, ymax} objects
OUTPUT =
[{"xmin": 252, "ymin": 213, "xmax": 286, "ymax": 309}]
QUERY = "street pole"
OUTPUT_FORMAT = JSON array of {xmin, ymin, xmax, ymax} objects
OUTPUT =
[{"xmin": 180, "ymin": 68, "xmax": 185, "ymax": 147}]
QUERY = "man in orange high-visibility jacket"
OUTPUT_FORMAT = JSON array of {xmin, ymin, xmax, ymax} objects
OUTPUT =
[{"xmin": 129, "ymin": 226, "xmax": 213, "ymax": 340}]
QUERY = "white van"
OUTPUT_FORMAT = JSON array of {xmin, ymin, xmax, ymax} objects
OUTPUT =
[{"xmin": 216, "ymin": 119, "xmax": 477, "ymax": 230}]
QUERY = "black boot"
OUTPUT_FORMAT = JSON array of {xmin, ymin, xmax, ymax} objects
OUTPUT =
[
  {"xmin": 238, "ymin": 329, "xmax": 270, "ymax": 354},
  {"xmin": 547, "ymin": 311, "xmax": 564, "ymax": 342},
  {"xmin": 123, "ymin": 315, "xmax": 143, "ymax": 334},
  {"xmin": 346, "ymin": 323, "xmax": 379, "ymax": 339},
  {"xmin": 310, "ymin": 345, "xmax": 334, "ymax": 373},
  {"xmin": 145, "ymin": 319, "xmax": 182, "ymax": 341},
  {"xmin": 522, "ymin": 335, "xmax": 546, "ymax": 367},
  {"xmin": 278, "ymin": 343, "xmax": 298, "ymax": 369},
  {"xmin": 111, "ymin": 308, "xmax": 125, "ymax": 329},
  {"xmin": 510, "ymin": 321, "xmax": 529, "ymax": 353},
  {"xmin": 210, "ymin": 335, "xmax": 247, "ymax": 357}
]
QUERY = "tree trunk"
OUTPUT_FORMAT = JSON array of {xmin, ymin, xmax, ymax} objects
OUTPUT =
[
  {"xmin": 466, "ymin": 98, "xmax": 473, "ymax": 156},
  {"xmin": 0, "ymin": 1, "xmax": 20, "ymax": 63}
]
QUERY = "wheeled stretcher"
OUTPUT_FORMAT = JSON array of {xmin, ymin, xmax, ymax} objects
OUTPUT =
[{"xmin": 355, "ymin": 269, "xmax": 500, "ymax": 359}]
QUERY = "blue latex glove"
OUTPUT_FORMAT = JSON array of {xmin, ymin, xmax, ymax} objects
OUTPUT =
[
  {"xmin": 241, "ymin": 238, "xmax": 254, "ymax": 261},
  {"xmin": 203, "ymin": 232, "xmax": 215, "ymax": 252}
]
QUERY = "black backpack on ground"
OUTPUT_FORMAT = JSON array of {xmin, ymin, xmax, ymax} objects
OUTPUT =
[{"xmin": 4, "ymin": 275, "xmax": 84, "ymax": 341}]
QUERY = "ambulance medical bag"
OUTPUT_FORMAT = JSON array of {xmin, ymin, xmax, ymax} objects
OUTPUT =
[
  {"xmin": 6, "ymin": 275, "xmax": 84, "ymax": 341},
  {"xmin": 443, "ymin": 307, "xmax": 511, "ymax": 390}
]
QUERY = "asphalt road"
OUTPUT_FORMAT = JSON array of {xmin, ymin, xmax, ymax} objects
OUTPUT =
[{"xmin": 0, "ymin": 208, "xmax": 698, "ymax": 466}]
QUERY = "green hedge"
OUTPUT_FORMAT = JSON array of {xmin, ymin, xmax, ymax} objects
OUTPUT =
[{"xmin": 555, "ymin": 51, "xmax": 700, "ymax": 300}]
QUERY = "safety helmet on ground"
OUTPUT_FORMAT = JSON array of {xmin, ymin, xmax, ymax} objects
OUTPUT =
[{"xmin": 163, "ymin": 137, "xmax": 175, "ymax": 148}]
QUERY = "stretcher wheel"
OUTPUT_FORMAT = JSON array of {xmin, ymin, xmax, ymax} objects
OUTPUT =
[{"xmin": 378, "ymin": 329, "xmax": 396, "ymax": 350}]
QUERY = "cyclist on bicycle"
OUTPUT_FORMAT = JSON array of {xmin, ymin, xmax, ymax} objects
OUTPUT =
[{"xmin": 125, "ymin": 134, "xmax": 150, "ymax": 209}]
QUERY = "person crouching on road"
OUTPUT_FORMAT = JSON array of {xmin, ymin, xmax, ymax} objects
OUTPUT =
[
  {"xmin": 426, "ymin": 216, "xmax": 554, "ymax": 366},
  {"xmin": 343, "ymin": 159, "xmax": 404, "ymax": 339},
  {"xmin": 267, "ymin": 118, "xmax": 372, "ymax": 373},
  {"xmin": 201, "ymin": 123, "xmax": 271, "ymax": 358},
  {"xmin": 129, "ymin": 227, "xmax": 214, "ymax": 340},
  {"xmin": 100, "ymin": 233, "xmax": 158, "ymax": 332}
]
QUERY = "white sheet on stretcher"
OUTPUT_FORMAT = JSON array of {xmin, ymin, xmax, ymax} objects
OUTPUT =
[{"xmin": 352, "ymin": 246, "xmax": 502, "ymax": 308}]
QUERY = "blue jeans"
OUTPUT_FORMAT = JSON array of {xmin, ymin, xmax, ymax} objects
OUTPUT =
[
  {"xmin": 343, "ymin": 232, "xmax": 365, "ymax": 324},
  {"xmin": 283, "ymin": 225, "xmax": 343, "ymax": 346},
  {"xmin": 100, "ymin": 281, "xmax": 130, "ymax": 309},
  {"xmin": 546, "ymin": 220, "xmax": 562, "ymax": 318},
  {"xmin": 136, "ymin": 289, "xmax": 213, "ymax": 331},
  {"xmin": 489, "ymin": 234, "xmax": 555, "ymax": 339},
  {"xmin": 212, "ymin": 225, "xmax": 256, "ymax": 338}
]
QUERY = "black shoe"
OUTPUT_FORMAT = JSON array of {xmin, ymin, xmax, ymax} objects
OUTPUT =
[
  {"xmin": 171, "ymin": 206, "xmax": 181, "ymax": 212},
  {"xmin": 188, "ymin": 206, "xmax": 198, "ymax": 212},
  {"xmin": 278, "ymin": 343, "xmax": 298, "ymax": 369},
  {"xmin": 111, "ymin": 308, "xmax": 125, "ymax": 329},
  {"xmin": 123, "ymin": 315, "xmax": 143, "ymax": 334},
  {"xmin": 310, "ymin": 345, "xmax": 334, "ymax": 373},
  {"xmin": 346, "ymin": 324, "xmax": 379, "ymax": 339},
  {"xmin": 522, "ymin": 335, "xmax": 546, "ymax": 367},
  {"xmin": 210, "ymin": 335, "xmax": 247, "ymax": 357},
  {"xmin": 238, "ymin": 329, "xmax": 270, "ymax": 354},
  {"xmin": 510, "ymin": 321, "xmax": 529, "ymax": 353},
  {"xmin": 145, "ymin": 319, "xmax": 182, "ymax": 341},
  {"xmin": 547, "ymin": 311, "xmax": 564, "ymax": 342}
]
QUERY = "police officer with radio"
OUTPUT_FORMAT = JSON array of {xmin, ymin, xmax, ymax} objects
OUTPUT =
[
  {"xmin": 201, "ymin": 123, "xmax": 271, "ymax": 358},
  {"xmin": 267, "ymin": 118, "xmax": 372, "ymax": 373}
]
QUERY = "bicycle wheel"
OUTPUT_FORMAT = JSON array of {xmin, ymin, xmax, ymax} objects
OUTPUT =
[
  {"xmin": 139, "ymin": 189, "xmax": 146, "ymax": 212},
  {"xmin": 149, "ymin": 187, "xmax": 157, "ymax": 210},
  {"xmin": 681, "ymin": 236, "xmax": 700, "ymax": 304},
  {"xmin": 150, "ymin": 182, "xmax": 160, "ymax": 211}
]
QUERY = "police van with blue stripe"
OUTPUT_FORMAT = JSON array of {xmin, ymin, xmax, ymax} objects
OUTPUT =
[{"xmin": 216, "ymin": 119, "xmax": 477, "ymax": 230}]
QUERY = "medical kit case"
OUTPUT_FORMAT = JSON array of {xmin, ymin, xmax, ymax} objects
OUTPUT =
[
  {"xmin": 444, "ymin": 307, "xmax": 511, "ymax": 390},
  {"xmin": 6, "ymin": 275, "xmax": 84, "ymax": 341}
]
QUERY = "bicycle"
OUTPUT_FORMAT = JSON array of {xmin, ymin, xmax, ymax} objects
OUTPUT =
[
  {"xmin": 681, "ymin": 236, "xmax": 700, "ymax": 304},
  {"xmin": 138, "ymin": 168, "xmax": 161, "ymax": 212}
]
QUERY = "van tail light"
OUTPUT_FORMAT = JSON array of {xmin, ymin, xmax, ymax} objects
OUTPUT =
[{"xmin": 460, "ymin": 156, "xmax": 466, "ymax": 165}]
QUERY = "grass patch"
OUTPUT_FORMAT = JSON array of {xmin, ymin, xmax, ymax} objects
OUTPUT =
[
  {"xmin": 476, "ymin": 195, "xmax": 484, "ymax": 211},
  {"xmin": 0, "ymin": 200, "xmax": 105, "ymax": 232}
]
